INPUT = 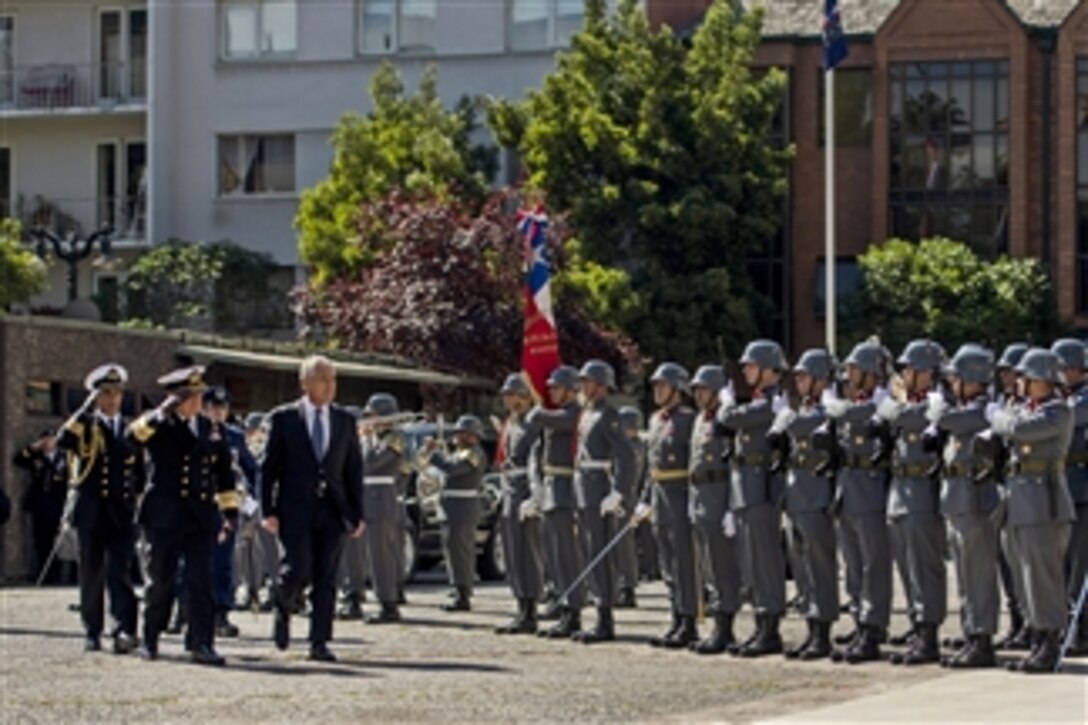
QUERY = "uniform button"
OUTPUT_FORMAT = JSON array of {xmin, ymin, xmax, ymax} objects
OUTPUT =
[
  {"xmin": 181, "ymin": 491, "xmax": 188, "ymax": 498},
  {"xmin": 854, "ymin": 436, "xmax": 865, "ymax": 445},
  {"xmin": 907, "ymin": 433, "xmax": 918, "ymax": 443},
  {"xmin": 101, "ymin": 490, "xmax": 108, "ymax": 498},
  {"xmin": 705, "ymin": 455, "xmax": 713, "ymax": 463},
  {"xmin": 201, "ymin": 494, "xmax": 208, "ymax": 501},
  {"xmin": 799, "ymin": 441, "xmax": 809, "ymax": 450},
  {"xmin": 1021, "ymin": 445, "xmax": 1032, "ymax": 455}
]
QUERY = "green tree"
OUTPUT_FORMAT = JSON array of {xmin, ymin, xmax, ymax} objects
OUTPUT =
[
  {"xmin": 489, "ymin": 0, "xmax": 790, "ymax": 366},
  {"xmin": 840, "ymin": 237, "xmax": 1065, "ymax": 354},
  {"xmin": 297, "ymin": 62, "xmax": 497, "ymax": 284},
  {"xmin": 0, "ymin": 219, "xmax": 47, "ymax": 309}
]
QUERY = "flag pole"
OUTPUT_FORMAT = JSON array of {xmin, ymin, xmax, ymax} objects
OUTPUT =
[{"xmin": 824, "ymin": 65, "xmax": 836, "ymax": 357}]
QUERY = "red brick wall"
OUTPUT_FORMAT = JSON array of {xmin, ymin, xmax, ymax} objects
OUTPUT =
[
  {"xmin": 647, "ymin": 0, "xmax": 711, "ymax": 31},
  {"xmin": 1057, "ymin": 5, "xmax": 1088, "ymax": 325}
]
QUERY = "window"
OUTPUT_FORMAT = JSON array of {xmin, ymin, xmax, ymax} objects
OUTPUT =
[
  {"xmin": 508, "ymin": 0, "xmax": 584, "ymax": 50},
  {"xmin": 819, "ymin": 68, "xmax": 872, "ymax": 147},
  {"xmin": 1077, "ymin": 58, "xmax": 1088, "ymax": 313},
  {"xmin": 399, "ymin": 0, "xmax": 436, "ymax": 53},
  {"xmin": 358, "ymin": 0, "xmax": 438, "ymax": 54},
  {"xmin": 218, "ymin": 134, "xmax": 295, "ymax": 195},
  {"xmin": 0, "ymin": 147, "xmax": 10, "ymax": 218},
  {"xmin": 888, "ymin": 60, "xmax": 1009, "ymax": 258},
  {"xmin": 359, "ymin": 0, "xmax": 395, "ymax": 53},
  {"xmin": 813, "ymin": 257, "xmax": 861, "ymax": 318},
  {"xmin": 222, "ymin": 0, "xmax": 296, "ymax": 59},
  {"xmin": 0, "ymin": 16, "xmax": 13, "ymax": 104}
]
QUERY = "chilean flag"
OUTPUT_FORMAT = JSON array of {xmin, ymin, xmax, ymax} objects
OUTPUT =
[{"xmin": 517, "ymin": 206, "xmax": 561, "ymax": 402}]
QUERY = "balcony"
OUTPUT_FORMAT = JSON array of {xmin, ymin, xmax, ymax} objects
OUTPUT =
[
  {"xmin": 10, "ymin": 194, "xmax": 147, "ymax": 243},
  {"xmin": 0, "ymin": 61, "xmax": 147, "ymax": 117}
]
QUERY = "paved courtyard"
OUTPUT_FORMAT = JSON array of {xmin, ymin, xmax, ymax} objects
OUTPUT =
[{"xmin": 1, "ymin": 578, "xmax": 1084, "ymax": 723}]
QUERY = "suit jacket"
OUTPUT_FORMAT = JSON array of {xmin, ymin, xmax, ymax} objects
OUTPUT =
[
  {"xmin": 784, "ymin": 402, "xmax": 835, "ymax": 513},
  {"xmin": 829, "ymin": 398, "xmax": 889, "ymax": 515},
  {"xmin": 936, "ymin": 395, "xmax": 999, "ymax": 517},
  {"xmin": 717, "ymin": 388, "xmax": 778, "ymax": 510},
  {"xmin": 260, "ymin": 400, "xmax": 365, "ymax": 534},
  {"xmin": 57, "ymin": 413, "xmax": 144, "ymax": 530},
  {"xmin": 128, "ymin": 412, "xmax": 235, "ymax": 531},
  {"xmin": 880, "ymin": 398, "xmax": 941, "ymax": 518}
]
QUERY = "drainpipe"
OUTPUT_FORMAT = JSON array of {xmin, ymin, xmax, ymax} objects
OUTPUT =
[{"xmin": 1037, "ymin": 29, "xmax": 1056, "ymax": 267}]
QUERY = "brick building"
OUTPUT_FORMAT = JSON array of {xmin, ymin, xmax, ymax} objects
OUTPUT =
[{"xmin": 663, "ymin": 0, "xmax": 1086, "ymax": 352}]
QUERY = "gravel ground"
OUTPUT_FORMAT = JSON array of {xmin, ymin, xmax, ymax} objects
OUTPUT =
[{"xmin": 1, "ymin": 577, "xmax": 952, "ymax": 723}]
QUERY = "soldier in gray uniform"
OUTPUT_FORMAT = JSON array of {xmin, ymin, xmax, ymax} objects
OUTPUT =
[
  {"xmin": 991, "ymin": 348, "xmax": 1076, "ymax": 673},
  {"xmin": 879, "ymin": 340, "xmax": 948, "ymax": 665},
  {"xmin": 336, "ymin": 407, "xmax": 370, "ymax": 621},
  {"xmin": 359, "ymin": 393, "xmax": 407, "ymax": 624},
  {"xmin": 616, "ymin": 406, "xmax": 644, "ymax": 607},
  {"xmin": 823, "ymin": 340, "xmax": 893, "ymax": 664},
  {"xmin": 423, "ymin": 415, "xmax": 487, "ymax": 612},
  {"xmin": 687, "ymin": 364, "xmax": 742, "ymax": 655},
  {"xmin": 495, "ymin": 374, "xmax": 544, "ymax": 635},
  {"xmin": 571, "ymin": 360, "xmax": 636, "ymax": 644},
  {"xmin": 718, "ymin": 340, "xmax": 788, "ymax": 657},
  {"xmin": 519, "ymin": 366, "xmax": 585, "ymax": 638},
  {"xmin": 1051, "ymin": 338, "xmax": 1088, "ymax": 654},
  {"xmin": 778, "ymin": 349, "xmax": 839, "ymax": 660},
  {"xmin": 929, "ymin": 344, "xmax": 1001, "ymax": 668},
  {"xmin": 645, "ymin": 363, "xmax": 699, "ymax": 649}
]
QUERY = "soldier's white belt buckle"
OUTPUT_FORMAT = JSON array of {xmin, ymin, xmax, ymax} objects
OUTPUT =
[
  {"xmin": 580, "ymin": 460, "xmax": 612, "ymax": 471},
  {"xmin": 442, "ymin": 489, "xmax": 479, "ymax": 498},
  {"xmin": 364, "ymin": 476, "xmax": 396, "ymax": 486}
]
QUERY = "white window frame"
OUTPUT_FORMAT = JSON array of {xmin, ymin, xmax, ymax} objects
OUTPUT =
[
  {"xmin": 505, "ymin": 0, "xmax": 627, "ymax": 52},
  {"xmin": 356, "ymin": 0, "xmax": 438, "ymax": 56},
  {"xmin": 220, "ymin": 0, "xmax": 298, "ymax": 61},
  {"xmin": 217, "ymin": 133, "xmax": 297, "ymax": 198}
]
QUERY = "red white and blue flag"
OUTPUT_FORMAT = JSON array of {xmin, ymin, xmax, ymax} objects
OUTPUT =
[{"xmin": 517, "ymin": 206, "xmax": 561, "ymax": 402}]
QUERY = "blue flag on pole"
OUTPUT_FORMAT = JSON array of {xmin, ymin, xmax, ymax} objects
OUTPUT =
[{"xmin": 823, "ymin": 0, "xmax": 848, "ymax": 69}]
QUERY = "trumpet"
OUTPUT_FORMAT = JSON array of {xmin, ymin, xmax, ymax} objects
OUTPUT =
[{"xmin": 359, "ymin": 411, "xmax": 428, "ymax": 429}]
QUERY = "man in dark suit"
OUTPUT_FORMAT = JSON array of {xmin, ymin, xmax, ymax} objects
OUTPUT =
[
  {"xmin": 128, "ymin": 366, "xmax": 238, "ymax": 666},
  {"xmin": 261, "ymin": 355, "xmax": 364, "ymax": 662},
  {"xmin": 13, "ymin": 428, "xmax": 69, "ymax": 584},
  {"xmin": 56, "ymin": 364, "xmax": 144, "ymax": 654}
]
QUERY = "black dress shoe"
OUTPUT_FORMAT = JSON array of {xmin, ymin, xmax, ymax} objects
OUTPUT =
[
  {"xmin": 138, "ymin": 643, "xmax": 158, "ymax": 661},
  {"xmin": 274, "ymin": 611, "xmax": 290, "ymax": 650},
  {"xmin": 113, "ymin": 632, "xmax": 138, "ymax": 655},
  {"xmin": 615, "ymin": 588, "xmax": 637, "ymax": 609},
  {"xmin": 84, "ymin": 635, "xmax": 101, "ymax": 652},
  {"xmin": 366, "ymin": 604, "xmax": 401, "ymax": 625},
  {"xmin": 190, "ymin": 645, "xmax": 226, "ymax": 667},
  {"xmin": 308, "ymin": 644, "xmax": 337, "ymax": 662},
  {"xmin": 216, "ymin": 613, "xmax": 240, "ymax": 638}
]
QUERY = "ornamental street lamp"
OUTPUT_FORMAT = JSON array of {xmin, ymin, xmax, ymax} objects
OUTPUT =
[{"xmin": 31, "ymin": 226, "xmax": 114, "ymax": 303}]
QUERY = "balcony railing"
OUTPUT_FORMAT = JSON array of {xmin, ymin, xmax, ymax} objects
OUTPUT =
[
  {"xmin": 0, "ymin": 61, "xmax": 147, "ymax": 113},
  {"xmin": 11, "ymin": 194, "xmax": 147, "ymax": 242}
]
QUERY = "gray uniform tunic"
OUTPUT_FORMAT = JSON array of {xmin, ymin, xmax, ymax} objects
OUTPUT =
[
  {"xmin": 519, "ymin": 404, "xmax": 584, "ymax": 609},
  {"xmin": 782, "ymin": 400, "xmax": 839, "ymax": 623},
  {"xmin": 992, "ymin": 398, "xmax": 1076, "ymax": 631},
  {"xmin": 574, "ymin": 399, "xmax": 635, "ymax": 609},
  {"xmin": 880, "ymin": 396, "xmax": 947, "ymax": 627},
  {"xmin": 501, "ymin": 412, "xmax": 544, "ymax": 601},
  {"xmin": 362, "ymin": 431, "xmax": 406, "ymax": 604},
  {"xmin": 648, "ymin": 405, "xmax": 697, "ymax": 617},
  {"xmin": 935, "ymin": 395, "xmax": 1000, "ymax": 635},
  {"xmin": 829, "ymin": 393, "xmax": 892, "ymax": 629},
  {"xmin": 430, "ymin": 444, "xmax": 486, "ymax": 593},
  {"xmin": 689, "ymin": 407, "xmax": 741, "ymax": 615},
  {"xmin": 1063, "ymin": 385, "xmax": 1088, "ymax": 610},
  {"xmin": 717, "ymin": 388, "xmax": 786, "ymax": 616}
]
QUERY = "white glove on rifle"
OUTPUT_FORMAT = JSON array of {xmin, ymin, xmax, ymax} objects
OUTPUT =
[
  {"xmin": 772, "ymin": 393, "xmax": 789, "ymax": 414},
  {"xmin": 925, "ymin": 391, "xmax": 949, "ymax": 424},
  {"xmin": 633, "ymin": 502, "xmax": 652, "ymax": 523},
  {"xmin": 719, "ymin": 380, "xmax": 737, "ymax": 409},
  {"xmin": 600, "ymin": 490, "xmax": 625, "ymax": 518},
  {"xmin": 721, "ymin": 511, "xmax": 737, "ymax": 538},
  {"xmin": 518, "ymin": 498, "xmax": 542, "ymax": 522}
]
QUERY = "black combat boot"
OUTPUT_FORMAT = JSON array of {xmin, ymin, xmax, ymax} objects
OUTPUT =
[
  {"xmin": 785, "ymin": 619, "xmax": 817, "ymax": 659},
  {"xmin": 615, "ymin": 587, "xmax": 637, "ymax": 609},
  {"xmin": 337, "ymin": 591, "xmax": 364, "ymax": 620},
  {"xmin": 996, "ymin": 608, "xmax": 1028, "ymax": 650},
  {"xmin": 166, "ymin": 601, "xmax": 187, "ymax": 635},
  {"xmin": 691, "ymin": 613, "xmax": 735, "ymax": 655},
  {"xmin": 541, "ymin": 608, "xmax": 580, "ymax": 639},
  {"xmin": 216, "ymin": 611, "xmax": 240, "ymax": 638},
  {"xmin": 888, "ymin": 624, "xmax": 916, "ymax": 647},
  {"xmin": 837, "ymin": 624, "xmax": 882, "ymax": 664},
  {"xmin": 520, "ymin": 599, "xmax": 539, "ymax": 635},
  {"xmin": 729, "ymin": 614, "xmax": 764, "ymax": 655},
  {"xmin": 366, "ymin": 602, "xmax": 401, "ymax": 624},
  {"xmin": 946, "ymin": 634, "xmax": 996, "ymax": 669},
  {"xmin": 663, "ymin": 615, "xmax": 698, "ymax": 649},
  {"xmin": 892, "ymin": 622, "xmax": 941, "ymax": 666},
  {"xmin": 738, "ymin": 614, "xmax": 783, "ymax": 657},
  {"xmin": 1017, "ymin": 630, "xmax": 1060, "ymax": 674},
  {"xmin": 833, "ymin": 622, "xmax": 859, "ymax": 646},
  {"xmin": 799, "ymin": 621, "xmax": 833, "ymax": 661},
  {"xmin": 495, "ymin": 600, "xmax": 527, "ymax": 635},
  {"xmin": 113, "ymin": 631, "xmax": 138, "ymax": 655},
  {"xmin": 441, "ymin": 587, "xmax": 471, "ymax": 612},
  {"xmin": 573, "ymin": 607, "xmax": 615, "ymax": 644},
  {"xmin": 650, "ymin": 610, "xmax": 681, "ymax": 648}
]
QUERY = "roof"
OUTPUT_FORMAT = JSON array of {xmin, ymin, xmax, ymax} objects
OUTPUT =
[{"xmin": 737, "ymin": 0, "xmax": 1079, "ymax": 37}]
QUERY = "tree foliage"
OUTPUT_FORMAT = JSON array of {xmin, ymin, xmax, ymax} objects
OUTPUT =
[
  {"xmin": 841, "ymin": 237, "xmax": 1064, "ymax": 354},
  {"xmin": 296, "ymin": 62, "xmax": 497, "ymax": 284},
  {"xmin": 294, "ymin": 190, "xmax": 640, "ymax": 381},
  {"xmin": 0, "ymin": 219, "xmax": 47, "ymax": 309},
  {"xmin": 489, "ymin": 0, "xmax": 790, "ymax": 367}
]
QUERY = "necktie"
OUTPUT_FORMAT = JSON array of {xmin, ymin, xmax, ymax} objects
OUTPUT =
[{"xmin": 312, "ymin": 408, "xmax": 325, "ymax": 460}]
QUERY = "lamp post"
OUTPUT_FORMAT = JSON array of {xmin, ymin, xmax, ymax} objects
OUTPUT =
[{"xmin": 30, "ymin": 226, "xmax": 113, "ymax": 303}]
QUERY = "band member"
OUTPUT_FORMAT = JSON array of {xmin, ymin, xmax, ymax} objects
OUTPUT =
[
  {"xmin": 261, "ymin": 356, "xmax": 365, "ymax": 662},
  {"xmin": 13, "ymin": 428, "xmax": 70, "ymax": 584},
  {"xmin": 56, "ymin": 364, "xmax": 142, "ymax": 654},
  {"xmin": 128, "ymin": 367, "xmax": 238, "ymax": 666}
]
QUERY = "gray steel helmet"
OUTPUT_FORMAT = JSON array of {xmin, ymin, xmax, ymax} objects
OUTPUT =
[
  {"xmin": 1015, "ymin": 348, "xmax": 1064, "ymax": 385},
  {"xmin": 618, "ymin": 406, "xmax": 643, "ymax": 431},
  {"xmin": 897, "ymin": 339, "xmax": 946, "ymax": 372},
  {"xmin": 1051, "ymin": 338, "xmax": 1087, "ymax": 371},
  {"xmin": 739, "ymin": 339, "xmax": 788, "ymax": 372},
  {"xmin": 451, "ymin": 414, "xmax": 486, "ymax": 439},
  {"xmin": 946, "ymin": 344, "xmax": 994, "ymax": 385},
  {"xmin": 579, "ymin": 359, "xmax": 616, "ymax": 389},
  {"xmin": 691, "ymin": 364, "xmax": 727, "ymax": 393},
  {"xmin": 500, "ymin": 373, "xmax": 532, "ymax": 396},
  {"xmin": 244, "ymin": 412, "xmax": 266, "ymax": 430},
  {"xmin": 546, "ymin": 365, "xmax": 580, "ymax": 391},
  {"xmin": 844, "ymin": 341, "xmax": 886, "ymax": 377},
  {"xmin": 997, "ymin": 342, "xmax": 1029, "ymax": 371},
  {"xmin": 793, "ymin": 349, "xmax": 834, "ymax": 380},
  {"xmin": 649, "ymin": 362, "xmax": 690, "ymax": 391},
  {"xmin": 363, "ymin": 393, "xmax": 399, "ymax": 418}
]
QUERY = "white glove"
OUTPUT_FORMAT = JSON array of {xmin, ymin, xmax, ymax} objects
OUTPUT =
[
  {"xmin": 241, "ymin": 495, "xmax": 260, "ymax": 518},
  {"xmin": 990, "ymin": 408, "xmax": 1016, "ymax": 435},
  {"xmin": 633, "ymin": 502, "xmax": 652, "ymax": 523},
  {"xmin": 820, "ymin": 387, "xmax": 841, "ymax": 407},
  {"xmin": 719, "ymin": 380, "xmax": 736, "ymax": 409},
  {"xmin": 876, "ymin": 396, "xmax": 901, "ymax": 422},
  {"xmin": 518, "ymin": 498, "xmax": 542, "ymax": 521},
  {"xmin": 872, "ymin": 386, "xmax": 890, "ymax": 407},
  {"xmin": 721, "ymin": 511, "xmax": 737, "ymax": 538},
  {"xmin": 984, "ymin": 402, "xmax": 1001, "ymax": 424},
  {"xmin": 600, "ymin": 490, "xmax": 625, "ymax": 518},
  {"xmin": 825, "ymin": 397, "xmax": 849, "ymax": 418},
  {"xmin": 772, "ymin": 393, "xmax": 789, "ymax": 414},
  {"xmin": 925, "ymin": 391, "xmax": 948, "ymax": 424},
  {"xmin": 772, "ymin": 407, "xmax": 797, "ymax": 434}
]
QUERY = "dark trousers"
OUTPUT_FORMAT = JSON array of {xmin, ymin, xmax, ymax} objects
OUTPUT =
[
  {"xmin": 213, "ymin": 522, "xmax": 236, "ymax": 613},
  {"xmin": 658, "ymin": 483, "xmax": 698, "ymax": 617},
  {"xmin": 276, "ymin": 511, "xmax": 346, "ymax": 646},
  {"xmin": 77, "ymin": 516, "xmax": 137, "ymax": 638},
  {"xmin": 546, "ymin": 508, "xmax": 584, "ymax": 609},
  {"xmin": 32, "ymin": 512, "xmax": 63, "ymax": 584},
  {"xmin": 144, "ymin": 519, "xmax": 216, "ymax": 650}
]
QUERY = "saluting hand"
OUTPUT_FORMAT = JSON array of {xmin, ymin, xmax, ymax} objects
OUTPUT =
[
  {"xmin": 350, "ymin": 521, "xmax": 365, "ymax": 539},
  {"xmin": 261, "ymin": 516, "xmax": 279, "ymax": 536}
]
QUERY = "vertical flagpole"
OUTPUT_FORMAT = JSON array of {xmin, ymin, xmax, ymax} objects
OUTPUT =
[{"xmin": 825, "ymin": 66, "xmax": 836, "ymax": 357}]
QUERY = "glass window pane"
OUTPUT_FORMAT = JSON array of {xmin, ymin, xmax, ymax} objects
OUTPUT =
[
  {"xmin": 556, "ymin": 0, "xmax": 584, "ymax": 47},
  {"xmin": 902, "ymin": 135, "xmax": 928, "ymax": 189},
  {"xmin": 995, "ymin": 77, "xmax": 1008, "ymax": 131},
  {"xmin": 949, "ymin": 78, "xmax": 970, "ymax": 132},
  {"xmin": 1080, "ymin": 131, "xmax": 1088, "ymax": 185},
  {"xmin": 948, "ymin": 137, "xmax": 971, "ymax": 190},
  {"xmin": 972, "ymin": 79, "xmax": 994, "ymax": 131},
  {"xmin": 510, "ymin": 0, "xmax": 549, "ymax": 51},
  {"xmin": 0, "ymin": 17, "xmax": 14, "ymax": 103},
  {"xmin": 889, "ymin": 80, "xmax": 902, "ymax": 133},
  {"xmin": 218, "ymin": 136, "xmax": 242, "ymax": 194},
  {"xmin": 360, "ymin": 0, "xmax": 394, "ymax": 53},
  {"xmin": 261, "ymin": 0, "xmax": 296, "ymax": 54},
  {"xmin": 400, "ymin": 0, "xmax": 437, "ymax": 53},
  {"xmin": 973, "ymin": 134, "xmax": 994, "ymax": 187},
  {"xmin": 224, "ymin": 3, "xmax": 259, "ymax": 58},
  {"xmin": 995, "ymin": 134, "xmax": 1008, "ymax": 187},
  {"xmin": 905, "ymin": 79, "xmax": 926, "ymax": 134},
  {"xmin": 926, "ymin": 78, "xmax": 947, "ymax": 133},
  {"xmin": 254, "ymin": 135, "xmax": 295, "ymax": 192},
  {"xmin": 922, "ymin": 137, "xmax": 945, "ymax": 192}
]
